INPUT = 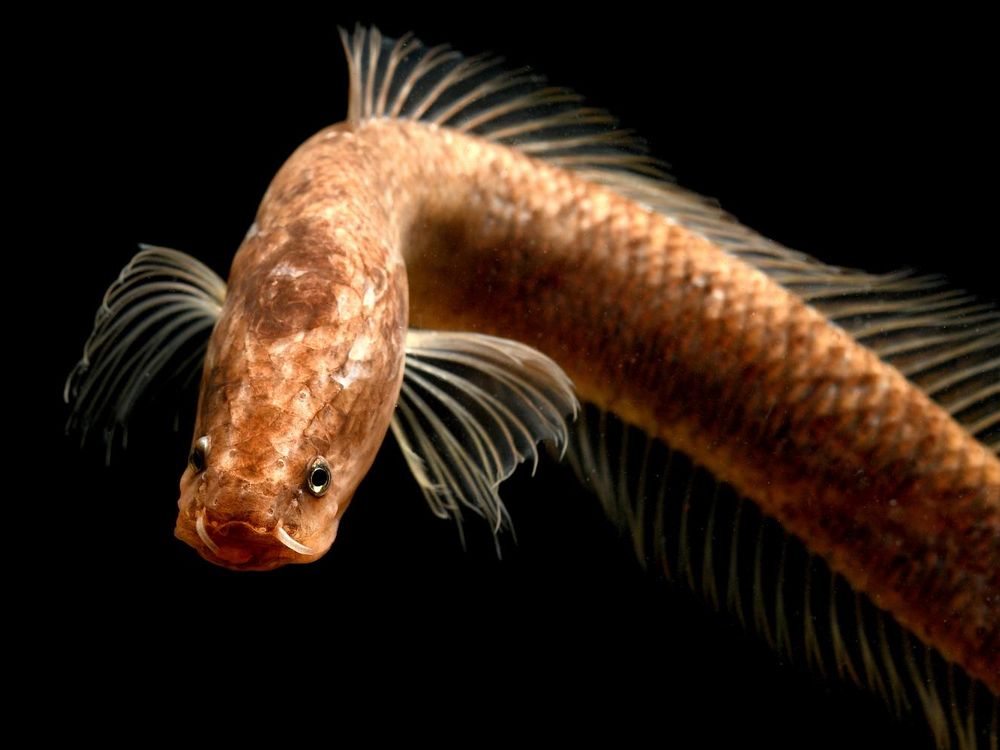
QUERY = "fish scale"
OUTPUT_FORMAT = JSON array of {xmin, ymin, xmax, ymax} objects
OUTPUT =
[
  {"xmin": 345, "ymin": 120, "xmax": 999, "ymax": 693},
  {"xmin": 66, "ymin": 26, "xmax": 999, "ymax": 747}
]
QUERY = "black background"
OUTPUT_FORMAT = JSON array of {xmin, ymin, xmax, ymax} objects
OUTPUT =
[{"xmin": 41, "ymin": 7, "xmax": 994, "ymax": 745}]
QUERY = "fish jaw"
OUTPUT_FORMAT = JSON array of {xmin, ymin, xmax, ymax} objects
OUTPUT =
[
  {"xmin": 174, "ymin": 467, "xmax": 344, "ymax": 571},
  {"xmin": 174, "ymin": 510, "xmax": 338, "ymax": 571}
]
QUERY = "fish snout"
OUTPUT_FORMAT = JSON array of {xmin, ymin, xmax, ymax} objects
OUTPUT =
[
  {"xmin": 175, "ymin": 474, "xmax": 318, "ymax": 569},
  {"xmin": 191, "ymin": 470, "xmax": 292, "ymax": 520},
  {"xmin": 176, "ymin": 507, "xmax": 318, "ymax": 570}
]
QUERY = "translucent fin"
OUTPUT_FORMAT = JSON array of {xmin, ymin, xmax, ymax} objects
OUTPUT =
[
  {"xmin": 339, "ymin": 25, "xmax": 661, "ymax": 177},
  {"xmin": 565, "ymin": 404, "xmax": 997, "ymax": 749},
  {"xmin": 391, "ymin": 329, "xmax": 578, "ymax": 535},
  {"xmin": 339, "ymin": 25, "xmax": 999, "ymax": 453},
  {"xmin": 64, "ymin": 246, "xmax": 226, "ymax": 460}
]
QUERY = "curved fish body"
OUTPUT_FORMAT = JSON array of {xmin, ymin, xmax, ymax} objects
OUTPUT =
[{"xmin": 67, "ymin": 26, "xmax": 998, "ymax": 746}]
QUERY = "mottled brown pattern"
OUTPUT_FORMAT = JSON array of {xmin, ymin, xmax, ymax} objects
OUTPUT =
[
  {"xmin": 174, "ymin": 125, "xmax": 408, "ymax": 571},
  {"xmin": 243, "ymin": 222, "xmax": 351, "ymax": 340},
  {"xmin": 174, "ymin": 116, "xmax": 998, "ymax": 692}
]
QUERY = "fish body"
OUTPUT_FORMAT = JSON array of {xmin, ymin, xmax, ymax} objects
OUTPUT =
[{"xmin": 67, "ymin": 26, "xmax": 998, "ymax": 745}]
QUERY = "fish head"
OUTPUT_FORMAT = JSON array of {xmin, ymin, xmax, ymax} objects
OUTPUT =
[
  {"xmin": 174, "ymin": 219, "xmax": 407, "ymax": 571},
  {"xmin": 174, "ymin": 435, "xmax": 348, "ymax": 571}
]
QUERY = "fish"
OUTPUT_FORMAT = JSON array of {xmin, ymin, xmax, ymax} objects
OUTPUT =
[{"xmin": 65, "ymin": 25, "xmax": 998, "ymax": 747}]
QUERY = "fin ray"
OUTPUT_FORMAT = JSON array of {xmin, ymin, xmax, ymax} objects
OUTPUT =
[
  {"xmin": 341, "ymin": 25, "xmax": 999, "ymax": 453},
  {"xmin": 392, "ymin": 329, "xmax": 578, "ymax": 533},
  {"xmin": 565, "ymin": 404, "xmax": 996, "ymax": 747},
  {"xmin": 65, "ymin": 246, "xmax": 225, "ymax": 456}
]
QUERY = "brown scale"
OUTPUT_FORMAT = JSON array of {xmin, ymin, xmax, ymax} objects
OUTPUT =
[
  {"xmin": 257, "ymin": 118, "xmax": 999, "ymax": 690},
  {"xmin": 174, "ymin": 130, "xmax": 409, "ymax": 571}
]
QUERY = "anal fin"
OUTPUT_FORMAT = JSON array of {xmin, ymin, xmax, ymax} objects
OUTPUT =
[{"xmin": 564, "ymin": 404, "xmax": 998, "ymax": 749}]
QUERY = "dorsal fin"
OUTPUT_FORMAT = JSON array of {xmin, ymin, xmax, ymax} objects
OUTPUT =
[
  {"xmin": 339, "ymin": 25, "xmax": 661, "ymax": 176},
  {"xmin": 339, "ymin": 25, "xmax": 999, "ymax": 453}
]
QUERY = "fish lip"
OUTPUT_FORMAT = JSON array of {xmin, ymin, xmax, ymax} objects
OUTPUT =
[{"xmin": 180, "ymin": 508, "xmax": 309, "ymax": 570}]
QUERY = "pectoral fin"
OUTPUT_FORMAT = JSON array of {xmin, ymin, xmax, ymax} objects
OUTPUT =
[
  {"xmin": 64, "ymin": 246, "xmax": 226, "ymax": 462},
  {"xmin": 391, "ymin": 329, "xmax": 578, "ymax": 534}
]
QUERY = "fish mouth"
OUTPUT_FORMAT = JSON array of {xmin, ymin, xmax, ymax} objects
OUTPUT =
[{"xmin": 180, "ymin": 508, "xmax": 317, "ymax": 571}]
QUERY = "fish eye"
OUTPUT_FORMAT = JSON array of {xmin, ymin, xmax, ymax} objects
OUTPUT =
[
  {"xmin": 306, "ymin": 457, "xmax": 331, "ymax": 496},
  {"xmin": 189, "ymin": 435, "xmax": 210, "ymax": 473}
]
